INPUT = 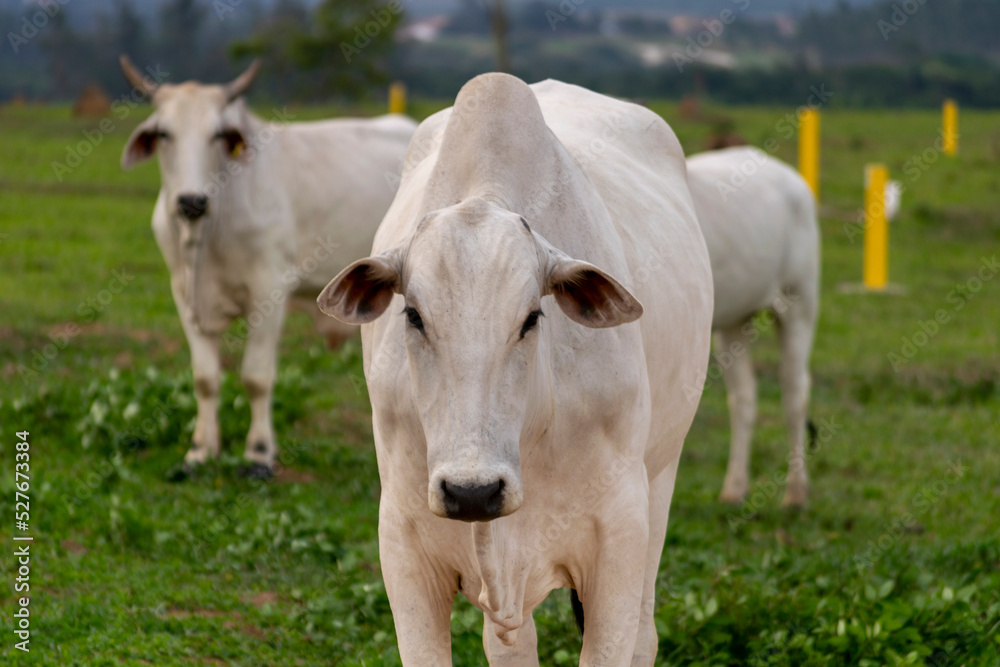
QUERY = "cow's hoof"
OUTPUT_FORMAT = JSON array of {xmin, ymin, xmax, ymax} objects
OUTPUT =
[
  {"xmin": 718, "ymin": 492, "xmax": 746, "ymax": 505},
  {"xmin": 781, "ymin": 494, "xmax": 808, "ymax": 509},
  {"xmin": 167, "ymin": 463, "xmax": 197, "ymax": 483},
  {"xmin": 238, "ymin": 463, "xmax": 274, "ymax": 481}
]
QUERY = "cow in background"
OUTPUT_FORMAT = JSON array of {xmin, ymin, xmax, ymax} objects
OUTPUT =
[
  {"xmin": 120, "ymin": 56, "xmax": 416, "ymax": 479},
  {"xmin": 687, "ymin": 146, "xmax": 820, "ymax": 507}
]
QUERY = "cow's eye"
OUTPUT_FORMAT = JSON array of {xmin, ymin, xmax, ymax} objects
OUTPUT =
[
  {"xmin": 154, "ymin": 129, "xmax": 171, "ymax": 140},
  {"xmin": 519, "ymin": 309, "xmax": 543, "ymax": 340},
  {"xmin": 404, "ymin": 306, "xmax": 424, "ymax": 333},
  {"xmin": 215, "ymin": 129, "xmax": 246, "ymax": 157}
]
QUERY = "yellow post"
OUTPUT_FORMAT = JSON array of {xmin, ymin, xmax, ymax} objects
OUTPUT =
[
  {"xmin": 863, "ymin": 164, "xmax": 889, "ymax": 290},
  {"xmin": 798, "ymin": 108, "xmax": 820, "ymax": 200},
  {"xmin": 389, "ymin": 81, "xmax": 407, "ymax": 115},
  {"xmin": 942, "ymin": 99, "xmax": 958, "ymax": 156}
]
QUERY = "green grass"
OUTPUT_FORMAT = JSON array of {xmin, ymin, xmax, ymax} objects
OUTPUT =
[{"xmin": 1, "ymin": 99, "xmax": 999, "ymax": 666}]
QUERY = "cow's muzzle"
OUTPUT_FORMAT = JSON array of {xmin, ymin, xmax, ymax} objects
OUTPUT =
[
  {"xmin": 441, "ymin": 479, "xmax": 505, "ymax": 521},
  {"xmin": 177, "ymin": 194, "xmax": 209, "ymax": 221}
]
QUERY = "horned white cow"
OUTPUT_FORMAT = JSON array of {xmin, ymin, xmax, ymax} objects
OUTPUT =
[
  {"xmin": 119, "ymin": 57, "xmax": 416, "ymax": 478},
  {"xmin": 686, "ymin": 146, "xmax": 820, "ymax": 506},
  {"xmin": 317, "ymin": 73, "xmax": 713, "ymax": 665}
]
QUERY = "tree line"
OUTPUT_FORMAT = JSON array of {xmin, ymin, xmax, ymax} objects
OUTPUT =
[{"xmin": 2, "ymin": 0, "xmax": 999, "ymax": 107}]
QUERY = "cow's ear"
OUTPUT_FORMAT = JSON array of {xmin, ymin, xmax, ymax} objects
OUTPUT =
[
  {"xmin": 318, "ymin": 248, "xmax": 404, "ymax": 324},
  {"xmin": 122, "ymin": 116, "xmax": 161, "ymax": 169},
  {"xmin": 536, "ymin": 234, "xmax": 643, "ymax": 328}
]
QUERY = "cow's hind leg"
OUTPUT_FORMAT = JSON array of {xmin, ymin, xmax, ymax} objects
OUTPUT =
[
  {"xmin": 776, "ymin": 299, "xmax": 816, "ymax": 507},
  {"xmin": 484, "ymin": 613, "xmax": 539, "ymax": 666},
  {"xmin": 631, "ymin": 460, "xmax": 679, "ymax": 666},
  {"xmin": 239, "ymin": 297, "xmax": 287, "ymax": 478},
  {"xmin": 716, "ymin": 324, "xmax": 758, "ymax": 504},
  {"xmin": 172, "ymin": 281, "xmax": 222, "ymax": 472}
]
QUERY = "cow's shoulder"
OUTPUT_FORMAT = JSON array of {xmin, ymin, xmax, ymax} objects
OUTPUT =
[{"xmin": 530, "ymin": 79, "xmax": 686, "ymax": 178}]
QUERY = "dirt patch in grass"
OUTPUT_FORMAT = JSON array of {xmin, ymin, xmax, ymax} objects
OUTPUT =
[
  {"xmin": 275, "ymin": 468, "xmax": 315, "ymax": 484},
  {"xmin": 61, "ymin": 539, "xmax": 88, "ymax": 555},
  {"xmin": 246, "ymin": 591, "xmax": 280, "ymax": 608},
  {"xmin": 224, "ymin": 620, "xmax": 267, "ymax": 640},
  {"xmin": 165, "ymin": 608, "xmax": 239, "ymax": 620}
]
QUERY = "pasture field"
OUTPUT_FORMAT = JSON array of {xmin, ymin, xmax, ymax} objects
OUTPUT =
[{"xmin": 1, "ymin": 99, "xmax": 999, "ymax": 666}]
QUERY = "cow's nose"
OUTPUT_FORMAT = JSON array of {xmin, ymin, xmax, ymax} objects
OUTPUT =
[
  {"xmin": 177, "ymin": 194, "xmax": 208, "ymax": 221},
  {"xmin": 441, "ymin": 479, "xmax": 504, "ymax": 522}
]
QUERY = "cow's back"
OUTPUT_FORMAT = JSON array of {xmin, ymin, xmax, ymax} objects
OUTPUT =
[
  {"xmin": 687, "ymin": 147, "xmax": 819, "ymax": 330},
  {"xmin": 277, "ymin": 115, "xmax": 416, "ymax": 293},
  {"xmin": 530, "ymin": 80, "xmax": 714, "ymax": 477}
]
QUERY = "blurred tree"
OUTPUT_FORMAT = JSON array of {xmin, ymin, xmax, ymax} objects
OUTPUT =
[
  {"xmin": 112, "ymin": 0, "xmax": 147, "ymax": 65},
  {"xmin": 232, "ymin": 0, "xmax": 403, "ymax": 100},
  {"xmin": 443, "ymin": 0, "xmax": 491, "ymax": 35},
  {"xmin": 38, "ymin": 11, "xmax": 89, "ymax": 95},
  {"xmin": 159, "ymin": 0, "xmax": 208, "ymax": 80},
  {"xmin": 490, "ymin": 0, "xmax": 510, "ymax": 73}
]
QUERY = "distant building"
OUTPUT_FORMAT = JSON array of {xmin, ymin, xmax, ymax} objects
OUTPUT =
[{"xmin": 399, "ymin": 15, "xmax": 450, "ymax": 43}]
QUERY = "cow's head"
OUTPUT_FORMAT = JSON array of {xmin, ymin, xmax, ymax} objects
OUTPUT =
[
  {"xmin": 317, "ymin": 198, "xmax": 642, "ymax": 522},
  {"xmin": 119, "ymin": 55, "xmax": 260, "ymax": 222}
]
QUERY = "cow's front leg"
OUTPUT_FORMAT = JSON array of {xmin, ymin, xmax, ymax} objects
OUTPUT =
[
  {"xmin": 631, "ymin": 461, "xmax": 679, "ymax": 666},
  {"xmin": 484, "ymin": 612, "xmax": 539, "ymax": 666},
  {"xmin": 172, "ymin": 281, "xmax": 222, "ymax": 468},
  {"xmin": 578, "ymin": 492, "xmax": 650, "ymax": 667},
  {"xmin": 239, "ymin": 294, "xmax": 287, "ymax": 478},
  {"xmin": 380, "ymin": 513, "xmax": 455, "ymax": 665}
]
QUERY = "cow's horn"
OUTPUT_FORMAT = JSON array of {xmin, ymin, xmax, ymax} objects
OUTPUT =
[
  {"xmin": 119, "ymin": 55, "xmax": 158, "ymax": 98},
  {"xmin": 225, "ymin": 59, "xmax": 261, "ymax": 102}
]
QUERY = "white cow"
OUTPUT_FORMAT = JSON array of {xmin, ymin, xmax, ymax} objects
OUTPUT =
[
  {"xmin": 119, "ymin": 57, "xmax": 416, "ymax": 478},
  {"xmin": 686, "ymin": 146, "xmax": 820, "ymax": 507},
  {"xmin": 318, "ymin": 73, "xmax": 713, "ymax": 665}
]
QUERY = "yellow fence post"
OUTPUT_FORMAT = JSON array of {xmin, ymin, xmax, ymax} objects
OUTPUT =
[
  {"xmin": 798, "ymin": 108, "xmax": 820, "ymax": 200},
  {"xmin": 942, "ymin": 99, "xmax": 958, "ymax": 156},
  {"xmin": 863, "ymin": 164, "xmax": 889, "ymax": 290},
  {"xmin": 389, "ymin": 81, "xmax": 407, "ymax": 115}
]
